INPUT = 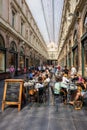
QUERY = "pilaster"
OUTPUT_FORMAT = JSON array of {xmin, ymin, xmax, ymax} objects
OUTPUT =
[{"xmin": 77, "ymin": 17, "xmax": 82, "ymax": 74}]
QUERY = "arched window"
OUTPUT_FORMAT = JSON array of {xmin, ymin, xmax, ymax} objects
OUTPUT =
[
  {"xmin": 10, "ymin": 41, "xmax": 17, "ymax": 52},
  {"xmin": 0, "ymin": 35, "xmax": 5, "ymax": 48}
]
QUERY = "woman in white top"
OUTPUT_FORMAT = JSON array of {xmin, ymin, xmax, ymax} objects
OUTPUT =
[
  {"xmin": 35, "ymin": 76, "xmax": 44, "ymax": 90},
  {"xmin": 62, "ymin": 74, "xmax": 69, "ymax": 85}
]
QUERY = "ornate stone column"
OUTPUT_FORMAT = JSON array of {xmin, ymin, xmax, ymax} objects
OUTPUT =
[
  {"xmin": 77, "ymin": 17, "xmax": 82, "ymax": 74},
  {"xmin": 6, "ymin": 33, "xmax": 10, "ymax": 72}
]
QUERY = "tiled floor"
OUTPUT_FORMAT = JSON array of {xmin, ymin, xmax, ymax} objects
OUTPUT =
[{"xmin": 0, "ymin": 76, "xmax": 87, "ymax": 130}]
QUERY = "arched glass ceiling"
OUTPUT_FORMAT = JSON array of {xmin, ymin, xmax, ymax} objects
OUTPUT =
[{"xmin": 26, "ymin": 0, "xmax": 64, "ymax": 44}]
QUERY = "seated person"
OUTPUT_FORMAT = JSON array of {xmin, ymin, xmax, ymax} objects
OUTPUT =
[
  {"xmin": 62, "ymin": 74, "xmax": 69, "ymax": 88},
  {"xmin": 80, "ymin": 77, "xmax": 87, "ymax": 96},
  {"xmin": 69, "ymin": 77, "xmax": 87, "ymax": 104},
  {"xmin": 35, "ymin": 76, "xmax": 44, "ymax": 103},
  {"xmin": 54, "ymin": 76, "xmax": 61, "ymax": 96},
  {"xmin": 44, "ymin": 74, "xmax": 50, "ymax": 83},
  {"xmin": 71, "ymin": 74, "xmax": 78, "ymax": 83},
  {"xmin": 77, "ymin": 74, "xmax": 83, "ymax": 83},
  {"xmin": 63, "ymin": 66, "xmax": 69, "ymax": 75},
  {"xmin": 35, "ymin": 76, "xmax": 44, "ymax": 90},
  {"xmin": 28, "ymin": 70, "xmax": 33, "ymax": 80},
  {"xmin": 54, "ymin": 76, "xmax": 67, "ymax": 104}
]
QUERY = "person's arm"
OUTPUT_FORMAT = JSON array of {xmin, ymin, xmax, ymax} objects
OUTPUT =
[
  {"xmin": 83, "ymin": 83, "xmax": 86, "ymax": 90},
  {"xmin": 65, "ymin": 78, "xmax": 69, "ymax": 83},
  {"xmin": 61, "ymin": 82, "xmax": 67, "ymax": 89}
]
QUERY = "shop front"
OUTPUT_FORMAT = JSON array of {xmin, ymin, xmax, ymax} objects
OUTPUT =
[
  {"xmin": 81, "ymin": 33, "xmax": 87, "ymax": 77},
  {"xmin": 8, "ymin": 41, "xmax": 18, "ymax": 75},
  {"xmin": 0, "ymin": 35, "xmax": 8, "ymax": 80},
  {"xmin": 0, "ymin": 49, "xmax": 6, "ymax": 73}
]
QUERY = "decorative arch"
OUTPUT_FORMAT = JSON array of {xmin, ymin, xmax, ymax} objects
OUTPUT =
[
  {"xmin": 0, "ymin": 34, "xmax": 5, "ymax": 48},
  {"xmin": 10, "ymin": 41, "xmax": 17, "ymax": 52}
]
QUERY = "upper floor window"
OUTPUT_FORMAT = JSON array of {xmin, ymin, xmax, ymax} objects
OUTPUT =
[
  {"xmin": 21, "ymin": 19, "xmax": 24, "ymax": 35},
  {"xmin": 25, "ymin": 29, "xmax": 28, "ymax": 40},
  {"xmin": 12, "ymin": 10, "xmax": 16, "ymax": 28}
]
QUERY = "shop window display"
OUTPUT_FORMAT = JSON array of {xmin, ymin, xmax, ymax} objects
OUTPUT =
[
  {"xmin": 0, "ymin": 52, "xmax": 5, "ymax": 72},
  {"xmin": 8, "ymin": 41, "xmax": 17, "ymax": 68},
  {"xmin": 8, "ymin": 53, "xmax": 15, "ymax": 67},
  {"xmin": 0, "ymin": 35, "xmax": 5, "ymax": 73}
]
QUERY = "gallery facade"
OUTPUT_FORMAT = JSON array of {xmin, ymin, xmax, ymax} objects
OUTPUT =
[
  {"xmin": 58, "ymin": 0, "xmax": 87, "ymax": 77},
  {"xmin": 0, "ymin": 0, "xmax": 48, "ymax": 79}
]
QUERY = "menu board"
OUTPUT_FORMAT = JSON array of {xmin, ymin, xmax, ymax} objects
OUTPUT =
[
  {"xmin": 2, "ymin": 79, "xmax": 24, "ymax": 112},
  {"xmin": 6, "ymin": 82, "xmax": 20, "ymax": 102}
]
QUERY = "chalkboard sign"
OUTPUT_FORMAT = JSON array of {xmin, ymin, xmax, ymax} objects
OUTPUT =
[
  {"xmin": 2, "ymin": 79, "xmax": 24, "ymax": 112},
  {"xmin": 6, "ymin": 82, "xmax": 20, "ymax": 102}
]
